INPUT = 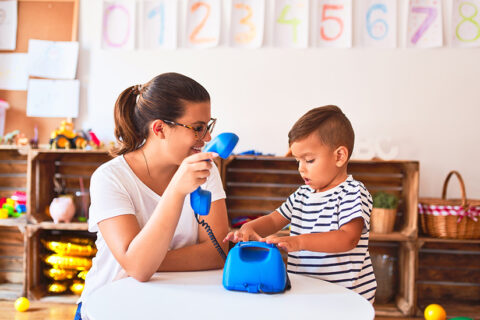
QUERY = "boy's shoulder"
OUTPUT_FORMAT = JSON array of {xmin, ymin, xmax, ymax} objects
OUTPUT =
[{"xmin": 338, "ymin": 176, "xmax": 370, "ymax": 197}]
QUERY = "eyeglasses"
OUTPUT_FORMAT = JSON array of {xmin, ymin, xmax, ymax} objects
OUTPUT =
[{"xmin": 163, "ymin": 118, "xmax": 216, "ymax": 139}]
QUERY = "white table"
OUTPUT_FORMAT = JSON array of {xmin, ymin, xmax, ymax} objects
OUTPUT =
[{"xmin": 84, "ymin": 270, "xmax": 374, "ymax": 320}]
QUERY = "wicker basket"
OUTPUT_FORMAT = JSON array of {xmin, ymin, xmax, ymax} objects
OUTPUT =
[{"xmin": 419, "ymin": 171, "xmax": 480, "ymax": 239}]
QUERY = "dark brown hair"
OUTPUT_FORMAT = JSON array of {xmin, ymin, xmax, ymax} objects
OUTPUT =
[
  {"xmin": 288, "ymin": 105, "xmax": 355, "ymax": 159},
  {"xmin": 111, "ymin": 72, "xmax": 210, "ymax": 156}
]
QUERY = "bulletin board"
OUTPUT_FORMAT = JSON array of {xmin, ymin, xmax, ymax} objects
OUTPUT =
[{"xmin": 0, "ymin": 0, "xmax": 79, "ymax": 144}]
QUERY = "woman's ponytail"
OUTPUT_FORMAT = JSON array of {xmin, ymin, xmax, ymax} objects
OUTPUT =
[{"xmin": 110, "ymin": 86, "xmax": 145, "ymax": 156}]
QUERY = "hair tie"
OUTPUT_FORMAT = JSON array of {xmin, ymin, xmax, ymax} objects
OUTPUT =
[{"xmin": 132, "ymin": 84, "xmax": 143, "ymax": 95}]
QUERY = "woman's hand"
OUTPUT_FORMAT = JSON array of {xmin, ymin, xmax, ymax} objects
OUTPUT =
[
  {"xmin": 169, "ymin": 152, "xmax": 218, "ymax": 196},
  {"xmin": 223, "ymin": 224, "xmax": 261, "ymax": 243}
]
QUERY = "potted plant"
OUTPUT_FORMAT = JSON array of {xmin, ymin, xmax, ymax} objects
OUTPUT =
[{"xmin": 371, "ymin": 192, "xmax": 399, "ymax": 233}]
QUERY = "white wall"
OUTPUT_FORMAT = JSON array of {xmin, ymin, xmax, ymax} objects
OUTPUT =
[{"xmin": 76, "ymin": 0, "xmax": 480, "ymax": 199}]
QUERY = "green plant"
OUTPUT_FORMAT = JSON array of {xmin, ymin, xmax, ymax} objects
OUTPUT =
[{"xmin": 373, "ymin": 192, "xmax": 398, "ymax": 209}]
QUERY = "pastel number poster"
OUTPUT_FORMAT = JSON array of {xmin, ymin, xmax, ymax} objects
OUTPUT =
[
  {"xmin": 186, "ymin": 0, "xmax": 221, "ymax": 48},
  {"xmin": 140, "ymin": 0, "xmax": 178, "ymax": 49},
  {"xmin": 452, "ymin": 0, "xmax": 480, "ymax": 47},
  {"xmin": 229, "ymin": 0, "xmax": 265, "ymax": 48},
  {"xmin": 274, "ymin": 0, "xmax": 309, "ymax": 48},
  {"xmin": 102, "ymin": 0, "xmax": 135, "ymax": 50},
  {"xmin": 317, "ymin": 0, "xmax": 352, "ymax": 48},
  {"xmin": 359, "ymin": 0, "xmax": 397, "ymax": 48},
  {"xmin": 407, "ymin": 0, "xmax": 443, "ymax": 48}
]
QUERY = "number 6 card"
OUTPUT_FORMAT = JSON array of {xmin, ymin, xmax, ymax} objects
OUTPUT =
[{"xmin": 358, "ymin": 0, "xmax": 397, "ymax": 48}]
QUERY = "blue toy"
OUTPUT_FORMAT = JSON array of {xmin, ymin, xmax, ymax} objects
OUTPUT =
[
  {"xmin": 190, "ymin": 132, "xmax": 239, "ymax": 215},
  {"xmin": 223, "ymin": 241, "xmax": 290, "ymax": 293}
]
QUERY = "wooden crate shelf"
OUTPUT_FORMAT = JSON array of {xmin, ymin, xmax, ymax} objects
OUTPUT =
[
  {"xmin": 222, "ymin": 155, "xmax": 419, "ymax": 316},
  {"xmin": 26, "ymin": 225, "xmax": 95, "ymax": 302},
  {"xmin": 27, "ymin": 150, "xmax": 111, "ymax": 224}
]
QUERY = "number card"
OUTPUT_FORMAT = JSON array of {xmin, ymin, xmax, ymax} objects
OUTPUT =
[
  {"xmin": 274, "ymin": 0, "xmax": 309, "ymax": 48},
  {"xmin": 102, "ymin": 0, "xmax": 135, "ymax": 50},
  {"xmin": 186, "ymin": 0, "xmax": 221, "ymax": 48},
  {"xmin": 407, "ymin": 0, "xmax": 443, "ymax": 48},
  {"xmin": 359, "ymin": 0, "xmax": 397, "ymax": 48},
  {"xmin": 229, "ymin": 0, "xmax": 265, "ymax": 48},
  {"xmin": 452, "ymin": 0, "xmax": 480, "ymax": 47},
  {"xmin": 317, "ymin": 0, "xmax": 352, "ymax": 48},
  {"xmin": 0, "ymin": 0, "xmax": 17, "ymax": 50},
  {"xmin": 140, "ymin": 0, "xmax": 178, "ymax": 49}
]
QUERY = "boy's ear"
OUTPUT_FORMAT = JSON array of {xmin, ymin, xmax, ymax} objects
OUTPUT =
[{"xmin": 334, "ymin": 146, "xmax": 349, "ymax": 167}]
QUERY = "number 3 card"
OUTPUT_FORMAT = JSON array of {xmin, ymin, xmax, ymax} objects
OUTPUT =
[
  {"xmin": 317, "ymin": 0, "xmax": 353, "ymax": 48},
  {"xmin": 358, "ymin": 0, "xmax": 397, "ymax": 48},
  {"xmin": 407, "ymin": 0, "xmax": 443, "ymax": 48},
  {"xmin": 229, "ymin": 0, "xmax": 265, "ymax": 48}
]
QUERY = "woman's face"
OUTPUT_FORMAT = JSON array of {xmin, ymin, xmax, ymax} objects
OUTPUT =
[{"xmin": 164, "ymin": 101, "xmax": 213, "ymax": 164}]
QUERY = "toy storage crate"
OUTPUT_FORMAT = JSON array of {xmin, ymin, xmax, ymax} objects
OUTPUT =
[
  {"xmin": 27, "ymin": 150, "xmax": 111, "ymax": 228},
  {"xmin": 26, "ymin": 225, "xmax": 96, "ymax": 302},
  {"xmin": 370, "ymin": 241, "xmax": 416, "ymax": 316},
  {"xmin": 222, "ymin": 156, "xmax": 419, "ymax": 240},
  {"xmin": 0, "ymin": 147, "xmax": 29, "ymax": 299},
  {"xmin": 416, "ymin": 239, "xmax": 480, "ymax": 319}
]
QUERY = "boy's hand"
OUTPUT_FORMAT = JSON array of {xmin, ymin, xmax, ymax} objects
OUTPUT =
[
  {"xmin": 223, "ymin": 225, "xmax": 261, "ymax": 243},
  {"xmin": 262, "ymin": 235, "xmax": 301, "ymax": 252}
]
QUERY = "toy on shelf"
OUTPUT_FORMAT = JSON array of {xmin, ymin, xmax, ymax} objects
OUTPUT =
[
  {"xmin": 49, "ymin": 196, "xmax": 76, "ymax": 223},
  {"xmin": 0, "ymin": 191, "xmax": 27, "ymax": 219},
  {"xmin": 50, "ymin": 120, "xmax": 86, "ymax": 149}
]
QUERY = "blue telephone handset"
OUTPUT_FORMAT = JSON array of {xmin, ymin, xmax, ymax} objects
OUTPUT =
[{"xmin": 190, "ymin": 132, "xmax": 239, "ymax": 215}]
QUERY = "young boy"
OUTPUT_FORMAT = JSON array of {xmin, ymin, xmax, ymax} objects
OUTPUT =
[{"xmin": 224, "ymin": 105, "xmax": 376, "ymax": 303}]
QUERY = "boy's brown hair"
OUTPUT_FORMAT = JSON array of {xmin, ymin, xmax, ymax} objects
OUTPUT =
[{"xmin": 288, "ymin": 105, "xmax": 355, "ymax": 159}]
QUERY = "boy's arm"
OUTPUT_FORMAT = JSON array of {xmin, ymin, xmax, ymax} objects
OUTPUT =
[
  {"xmin": 224, "ymin": 211, "xmax": 290, "ymax": 242},
  {"xmin": 264, "ymin": 217, "xmax": 364, "ymax": 253}
]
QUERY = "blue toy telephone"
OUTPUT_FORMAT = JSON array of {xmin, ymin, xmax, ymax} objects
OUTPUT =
[
  {"xmin": 190, "ymin": 133, "xmax": 239, "ymax": 260},
  {"xmin": 223, "ymin": 241, "xmax": 291, "ymax": 293}
]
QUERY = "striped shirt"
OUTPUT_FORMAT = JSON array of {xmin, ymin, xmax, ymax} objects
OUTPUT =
[{"xmin": 277, "ymin": 175, "xmax": 377, "ymax": 302}]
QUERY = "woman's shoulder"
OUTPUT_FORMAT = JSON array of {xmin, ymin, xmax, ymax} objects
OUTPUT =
[{"xmin": 92, "ymin": 156, "xmax": 130, "ymax": 182}]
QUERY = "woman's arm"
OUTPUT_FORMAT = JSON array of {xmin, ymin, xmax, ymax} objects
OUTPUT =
[
  {"xmin": 158, "ymin": 199, "xmax": 229, "ymax": 271},
  {"xmin": 98, "ymin": 152, "xmax": 216, "ymax": 282}
]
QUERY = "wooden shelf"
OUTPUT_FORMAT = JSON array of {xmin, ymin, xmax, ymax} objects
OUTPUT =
[
  {"xmin": 35, "ymin": 221, "xmax": 89, "ymax": 231},
  {"xmin": 417, "ymin": 300, "xmax": 480, "ymax": 319},
  {"xmin": 419, "ymin": 236, "xmax": 480, "ymax": 245},
  {"xmin": 0, "ymin": 283, "xmax": 23, "ymax": 300},
  {"xmin": 0, "ymin": 215, "xmax": 27, "ymax": 228},
  {"xmin": 370, "ymin": 232, "xmax": 411, "ymax": 242}
]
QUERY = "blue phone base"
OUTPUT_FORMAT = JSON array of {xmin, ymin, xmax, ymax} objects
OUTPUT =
[{"xmin": 223, "ymin": 241, "xmax": 288, "ymax": 293}]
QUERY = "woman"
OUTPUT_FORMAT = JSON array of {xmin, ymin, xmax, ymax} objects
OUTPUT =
[{"xmin": 77, "ymin": 73, "xmax": 229, "ymax": 319}]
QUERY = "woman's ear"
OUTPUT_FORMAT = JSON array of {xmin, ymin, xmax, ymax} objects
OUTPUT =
[
  {"xmin": 151, "ymin": 120, "xmax": 166, "ymax": 138},
  {"xmin": 334, "ymin": 146, "xmax": 349, "ymax": 167}
]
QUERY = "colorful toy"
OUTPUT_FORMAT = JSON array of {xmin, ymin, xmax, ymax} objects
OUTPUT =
[
  {"xmin": 223, "ymin": 241, "xmax": 290, "ymax": 293},
  {"xmin": 49, "ymin": 196, "xmax": 76, "ymax": 223},
  {"xmin": 14, "ymin": 297, "xmax": 29, "ymax": 312},
  {"xmin": 49, "ymin": 120, "xmax": 86, "ymax": 149},
  {"xmin": 424, "ymin": 304, "xmax": 447, "ymax": 320}
]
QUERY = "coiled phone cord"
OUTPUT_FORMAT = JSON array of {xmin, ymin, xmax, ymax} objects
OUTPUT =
[{"xmin": 194, "ymin": 214, "xmax": 227, "ymax": 261}]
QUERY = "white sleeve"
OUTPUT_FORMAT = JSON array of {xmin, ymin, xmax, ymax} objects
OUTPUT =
[
  {"xmin": 203, "ymin": 162, "xmax": 226, "ymax": 202},
  {"xmin": 88, "ymin": 166, "xmax": 135, "ymax": 233}
]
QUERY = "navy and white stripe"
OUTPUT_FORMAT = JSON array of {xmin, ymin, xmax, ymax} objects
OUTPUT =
[{"xmin": 277, "ymin": 175, "xmax": 377, "ymax": 302}]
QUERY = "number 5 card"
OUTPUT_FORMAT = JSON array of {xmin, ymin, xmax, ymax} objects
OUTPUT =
[
  {"xmin": 407, "ymin": 0, "xmax": 443, "ymax": 48},
  {"xmin": 358, "ymin": 0, "xmax": 397, "ymax": 48},
  {"xmin": 317, "ymin": 0, "xmax": 353, "ymax": 48}
]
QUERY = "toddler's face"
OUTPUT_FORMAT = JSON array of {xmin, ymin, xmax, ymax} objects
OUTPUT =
[{"xmin": 290, "ymin": 133, "xmax": 344, "ymax": 193}]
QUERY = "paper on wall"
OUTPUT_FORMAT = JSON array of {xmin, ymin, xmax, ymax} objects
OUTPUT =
[
  {"xmin": 27, "ymin": 39, "xmax": 79, "ymax": 79},
  {"xmin": 26, "ymin": 79, "xmax": 80, "ymax": 118},
  {"xmin": 0, "ymin": 53, "xmax": 28, "ymax": 90},
  {"xmin": 0, "ymin": 0, "xmax": 17, "ymax": 50}
]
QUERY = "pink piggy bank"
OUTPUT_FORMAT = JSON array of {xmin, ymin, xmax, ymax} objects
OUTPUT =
[{"xmin": 49, "ymin": 196, "xmax": 76, "ymax": 223}]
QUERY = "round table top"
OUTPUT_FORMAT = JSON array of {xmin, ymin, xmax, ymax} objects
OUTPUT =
[{"xmin": 84, "ymin": 269, "xmax": 374, "ymax": 320}]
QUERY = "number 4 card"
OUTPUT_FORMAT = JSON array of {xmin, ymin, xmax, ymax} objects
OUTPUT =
[
  {"xmin": 317, "ymin": 0, "xmax": 353, "ymax": 48},
  {"xmin": 452, "ymin": 0, "xmax": 480, "ymax": 48},
  {"xmin": 358, "ymin": 0, "xmax": 397, "ymax": 48},
  {"xmin": 407, "ymin": 0, "xmax": 443, "ymax": 48},
  {"xmin": 274, "ymin": 0, "xmax": 309, "ymax": 48}
]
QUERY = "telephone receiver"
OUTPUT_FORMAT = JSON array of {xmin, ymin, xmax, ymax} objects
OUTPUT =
[{"xmin": 190, "ymin": 132, "xmax": 239, "ymax": 215}]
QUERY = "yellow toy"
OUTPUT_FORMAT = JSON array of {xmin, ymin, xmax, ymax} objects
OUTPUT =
[
  {"xmin": 49, "ymin": 120, "xmax": 86, "ymax": 149},
  {"xmin": 14, "ymin": 297, "xmax": 29, "ymax": 312},
  {"xmin": 424, "ymin": 304, "xmax": 447, "ymax": 320}
]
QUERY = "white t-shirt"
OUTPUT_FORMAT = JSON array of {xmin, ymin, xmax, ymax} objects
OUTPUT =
[{"xmin": 79, "ymin": 155, "xmax": 226, "ymax": 317}]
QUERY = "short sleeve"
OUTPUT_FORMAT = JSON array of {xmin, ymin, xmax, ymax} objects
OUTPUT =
[
  {"xmin": 88, "ymin": 166, "xmax": 135, "ymax": 232},
  {"xmin": 276, "ymin": 187, "xmax": 303, "ymax": 221},
  {"xmin": 203, "ymin": 162, "xmax": 226, "ymax": 202},
  {"xmin": 338, "ymin": 183, "xmax": 373, "ymax": 233}
]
